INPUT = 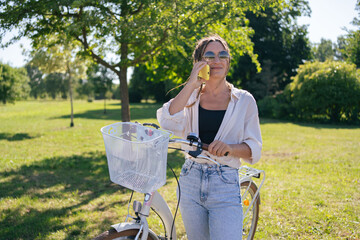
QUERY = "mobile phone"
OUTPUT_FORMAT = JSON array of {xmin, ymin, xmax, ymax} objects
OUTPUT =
[{"xmin": 198, "ymin": 64, "xmax": 210, "ymax": 80}]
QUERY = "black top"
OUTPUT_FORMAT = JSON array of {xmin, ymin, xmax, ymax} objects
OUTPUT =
[{"xmin": 199, "ymin": 104, "xmax": 226, "ymax": 144}]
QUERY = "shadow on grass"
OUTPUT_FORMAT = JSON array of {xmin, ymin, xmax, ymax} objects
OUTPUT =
[
  {"xmin": 260, "ymin": 118, "xmax": 360, "ymax": 129},
  {"xmin": 55, "ymin": 103, "xmax": 162, "ymax": 121},
  {"xmin": 0, "ymin": 132, "xmax": 38, "ymax": 141},
  {"xmin": 0, "ymin": 150, "xmax": 183, "ymax": 239}
]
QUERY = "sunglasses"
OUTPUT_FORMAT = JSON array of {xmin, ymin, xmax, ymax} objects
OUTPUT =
[{"xmin": 202, "ymin": 50, "xmax": 230, "ymax": 62}]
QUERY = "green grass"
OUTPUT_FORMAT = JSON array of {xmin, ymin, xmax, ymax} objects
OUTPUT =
[{"xmin": 0, "ymin": 100, "xmax": 359, "ymax": 239}]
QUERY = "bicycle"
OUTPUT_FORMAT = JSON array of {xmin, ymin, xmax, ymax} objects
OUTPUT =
[{"xmin": 94, "ymin": 122, "xmax": 265, "ymax": 240}]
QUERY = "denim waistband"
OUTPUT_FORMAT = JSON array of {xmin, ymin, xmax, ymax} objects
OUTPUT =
[{"xmin": 184, "ymin": 158, "xmax": 235, "ymax": 171}]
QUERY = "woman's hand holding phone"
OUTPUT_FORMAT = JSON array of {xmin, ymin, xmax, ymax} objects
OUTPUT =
[
  {"xmin": 198, "ymin": 64, "xmax": 210, "ymax": 80},
  {"xmin": 188, "ymin": 62, "xmax": 209, "ymax": 90}
]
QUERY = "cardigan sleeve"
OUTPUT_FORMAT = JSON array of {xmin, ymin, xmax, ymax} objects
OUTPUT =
[
  {"xmin": 242, "ymin": 95, "xmax": 262, "ymax": 164},
  {"xmin": 156, "ymin": 99, "xmax": 187, "ymax": 137}
]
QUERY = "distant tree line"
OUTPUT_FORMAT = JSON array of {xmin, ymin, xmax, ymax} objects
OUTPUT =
[{"xmin": 1, "ymin": 62, "xmax": 109, "ymax": 100}]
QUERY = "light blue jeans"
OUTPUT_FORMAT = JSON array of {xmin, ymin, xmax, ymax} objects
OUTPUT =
[{"xmin": 178, "ymin": 159, "xmax": 243, "ymax": 240}]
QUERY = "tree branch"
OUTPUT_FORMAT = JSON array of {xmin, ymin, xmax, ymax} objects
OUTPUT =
[
  {"xmin": 130, "ymin": 3, "xmax": 144, "ymax": 15},
  {"xmin": 75, "ymin": 25, "xmax": 119, "ymax": 74}
]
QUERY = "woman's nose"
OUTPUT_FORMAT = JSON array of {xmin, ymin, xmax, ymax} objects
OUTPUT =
[{"xmin": 213, "ymin": 55, "xmax": 221, "ymax": 63}]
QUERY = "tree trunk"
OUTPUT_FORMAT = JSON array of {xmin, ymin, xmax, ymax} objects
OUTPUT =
[
  {"xmin": 69, "ymin": 81, "xmax": 74, "ymax": 127},
  {"xmin": 67, "ymin": 62, "xmax": 74, "ymax": 127},
  {"xmin": 119, "ymin": 39, "xmax": 130, "ymax": 122},
  {"xmin": 118, "ymin": 66, "xmax": 130, "ymax": 122}
]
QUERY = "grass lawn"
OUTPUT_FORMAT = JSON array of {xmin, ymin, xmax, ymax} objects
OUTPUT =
[{"xmin": 0, "ymin": 100, "xmax": 359, "ymax": 240}]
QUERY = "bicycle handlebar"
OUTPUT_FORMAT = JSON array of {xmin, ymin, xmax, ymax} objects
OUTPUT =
[
  {"xmin": 169, "ymin": 138, "xmax": 220, "ymax": 165},
  {"xmin": 169, "ymin": 138, "xmax": 208, "ymax": 150},
  {"xmin": 141, "ymin": 122, "xmax": 225, "ymax": 165}
]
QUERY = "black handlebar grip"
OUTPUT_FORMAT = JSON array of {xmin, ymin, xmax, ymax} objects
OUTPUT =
[{"xmin": 202, "ymin": 143, "xmax": 209, "ymax": 151}]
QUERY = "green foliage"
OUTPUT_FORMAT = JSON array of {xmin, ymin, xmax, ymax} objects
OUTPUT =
[
  {"xmin": 345, "ymin": 31, "xmax": 360, "ymax": 67},
  {"xmin": 129, "ymin": 66, "xmax": 149, "ymax": 103},
  {"xmin": 0, "ymin": 0, "xmax": 283, "ymax": 121},
  {"xmin": 257, "ymin": 92, "xmax": 293, "ymax": 119},
  {"xmin": 312, "ymin": 38, "xmax": 336, "ymax": 62},
  {"xmin": 44, "ymin": 73, "xmax": 68, "ymax": 99},
  {"xmin": 25, "ymin": 64, "xmax": 45, "ymax": 99},
  {"xmin": 335, "ymin": 1, "xmax": 360, "ymax": 67},
  {"xmin": 129, "ymin": 65, "xmax": 177, "ymax": 103},
  {"xmin": 85, "ymin": 64, "xmax": 113, "ymax": 100},
  {"xmin": 0, "ymin": 63, "xmax": 30, "ymax": 104},
  {"xmin": 338, "ymin": 30, "xmax": 360, "ymax": 68},
  {"xmin": 77, "ymin": 79, "xmax": 94, "ymax": 100},
  {"xmin": 228, "ymin": 0, "xmax": 312, "ymax": 100},
  {"xmin": 29, "ymin": 35, "xmax": 89, "ymax": 79},
  {"xmin": 286, "ymin": 61, "xmax": 360, "ymax": 123},
  {"xmin": 29, "ymin": 35, "xmax": 91, "ymax": 126}
]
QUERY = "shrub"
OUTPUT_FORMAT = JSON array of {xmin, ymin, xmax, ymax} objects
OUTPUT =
[
  {"xmin": 258, "ymin": 91, "xmax": 294, "ymax": 120},
  {"xmin": 285, "ymin": 61, "xmax": 360, "ymax": 123}
]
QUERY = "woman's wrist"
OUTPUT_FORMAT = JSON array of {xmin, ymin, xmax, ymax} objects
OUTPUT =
[{"xmin": 229, "ymin": 143, "xmax": 252, "ymax": 159}]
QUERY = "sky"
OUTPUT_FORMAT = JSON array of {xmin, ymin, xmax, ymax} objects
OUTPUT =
[
  {"xmin": 297, "ymin": 0, "xmax": 358, "ymax": 43},
  {"xmin": 0, "ymin": 0, "xmax": 358, "ymax": 69}
]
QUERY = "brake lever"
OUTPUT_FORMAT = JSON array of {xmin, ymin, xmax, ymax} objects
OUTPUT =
[
  {"xmin": 183, "ymin": 150, "xmax": 220, "ymax": 166},
  {"xmin": 196, "ymin": 154, "xmax": 220, "ymax": 166}
]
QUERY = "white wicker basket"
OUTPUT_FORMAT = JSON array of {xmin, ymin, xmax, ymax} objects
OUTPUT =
[{"xmin": 101, "ymin": 122, "xmax": 170, "ymax": 193}]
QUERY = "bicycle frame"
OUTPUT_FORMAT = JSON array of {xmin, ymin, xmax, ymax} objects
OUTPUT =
[{"xmin": 111, "ymin": 191, "xmax": 176, "ymax": 240}]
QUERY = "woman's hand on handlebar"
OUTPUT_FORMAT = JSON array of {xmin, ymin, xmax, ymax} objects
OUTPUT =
[{"xmin": 207, "ymin": 140, "xmax": 231, "ymax": 157}]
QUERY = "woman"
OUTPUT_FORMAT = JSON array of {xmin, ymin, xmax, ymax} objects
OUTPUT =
[{"xmin": 157, "ymin": 35, "xmax": 262, "ymax": 240}]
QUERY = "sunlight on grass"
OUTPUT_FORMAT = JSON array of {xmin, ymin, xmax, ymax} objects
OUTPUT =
[{"xmin": 0, "ymin": 100, "xmax": 359, "ymax": 239}]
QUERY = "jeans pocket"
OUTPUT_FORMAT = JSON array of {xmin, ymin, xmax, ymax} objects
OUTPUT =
[{"xmin": 218, "ymin": 167, "xmax": 238, "ymax": 184}]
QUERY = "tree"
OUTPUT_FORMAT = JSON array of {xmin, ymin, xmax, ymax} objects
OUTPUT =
[
  {"xmin": 0, "ymin": 0, "xmax": 281, "ymax": 121},
  {"xmin": 44, "ymin": 72, "xmax": 67, "ymax": 99},
  {"xmin": 0, "ymin": 63, "xmax": 30, "ymax": 104},
  {"xmin": 86, "ymin": 63, "xmax": 113, "ymax": 113},
  {"xmin": 337, "ymin": 0, "xmax": 360, "ymax": 68},
  {"xmin": 77, "ymin": 79, "xmax": 94, "ymax": 101},
  {"xmin": 25, "ymin": 64, "xmax": 45, "ymax": 99},
  {"xmin": 227, "ymin": 0, "xmax": 312, "ymax": 100},
  {"xmin": 129, "ymin": 65, "xmax": 175, "ymax": 103},
  {"xmin": 312, "ymin": 38, "xmax": 335, "ymax": 62},
  {"xmin": 343, "ymin": 31, "xmax": 360, "ymax": 67},
  {"xmin": 30, "ymin": 36, "xmax": 88, "ymax": 127}
]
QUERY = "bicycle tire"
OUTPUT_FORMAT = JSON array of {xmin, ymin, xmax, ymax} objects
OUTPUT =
[
  {"xmin": 92, "ymin": 228, "xmax": 157, "ymax": 240},
  {"xmin": 241, "ymin": 181, "xmax": 260, "ymax": 240}
]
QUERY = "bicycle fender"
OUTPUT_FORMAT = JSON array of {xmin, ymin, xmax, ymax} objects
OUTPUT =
[{"xmin": 111, "ymin": 222, "xmax": 159, "ymax": 240}]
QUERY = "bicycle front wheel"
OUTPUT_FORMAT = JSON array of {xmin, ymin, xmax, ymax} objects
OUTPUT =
[
  {"xmin": 241, "ymin": 181, "xmax": 260, "ymax": 240},
  {"xmin": 93, "ymin": 228, "xmax": 157, "ymax": 240}
]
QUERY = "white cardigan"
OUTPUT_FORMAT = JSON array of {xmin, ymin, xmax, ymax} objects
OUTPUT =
[{"xmin": 157, "ymin": 84, "xmax": 262, "ymax": 168}]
